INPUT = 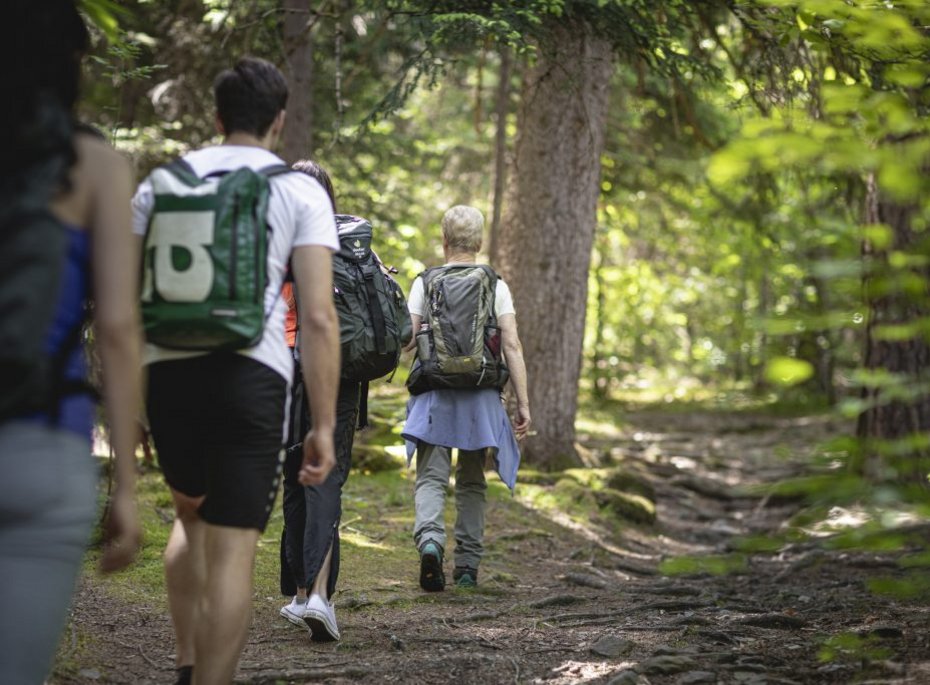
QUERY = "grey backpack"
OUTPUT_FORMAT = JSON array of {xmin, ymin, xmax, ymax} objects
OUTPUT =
[{"xmin": 406, "ymin": 264, "xmax": 509, "ymax": 395}]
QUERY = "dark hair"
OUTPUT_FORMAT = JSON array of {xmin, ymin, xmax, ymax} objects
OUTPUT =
[
  {"xmin": 214, "ymin": 57, "xmax": 288, "ymax": 138},
  {"xmin": 1, "ymin": 0, "xmax": 89, "ymax": 199},
  {"xmin": 292, "ymin": 159, "xmax": 337, "ymax": 213}
]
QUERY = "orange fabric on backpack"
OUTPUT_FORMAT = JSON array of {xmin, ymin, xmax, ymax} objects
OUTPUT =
[{"xmin": 282, "ymin": 282, "xmax": 298, "ymax": 348}]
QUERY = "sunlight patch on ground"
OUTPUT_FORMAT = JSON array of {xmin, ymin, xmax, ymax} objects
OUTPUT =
[
  {"xmin": 548, "ymin": 659, "xmax": 635, "ymax": 684},
  {"xmin": 340, "ymin": 530, "xmax": 390, "ymax": 549},
  {"xmin": 670, "ymin": 455, "xmax": 699, "ymax": 471},
  {"xmin": 576, "ymin": 416, "xmax": 625, "ymax": 438},
  {"xmin": 517, "ymin": 495, "xmax": 654, "ymax": 561},
  {"xmin": 804, "ymin": 505, "xmax": 923, "ymax": 537},
  {"xmin": 384, "ymin": 444, "xmax": 408, "ymax": 460}
]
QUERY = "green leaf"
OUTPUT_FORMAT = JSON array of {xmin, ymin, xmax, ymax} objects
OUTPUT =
[
  {"xmin": 79, "ymin": 0, "xmax": 126, "ymax": 42},
  {"xmin": 765, "ymin": 357, "xmax": 814, "ymax": 387}
]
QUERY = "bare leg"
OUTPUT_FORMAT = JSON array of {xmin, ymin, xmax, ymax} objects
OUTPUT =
[
  {"xmin": 164, "ymin": 489, "xmax": 206, "ymax": 669},
  {"xmin": 192, "ymin": 524, "xmax": 261, "ymax": 685},
  {"xmin": 310, "ymin": 544, "xmax": 334, "ymax": 600}
]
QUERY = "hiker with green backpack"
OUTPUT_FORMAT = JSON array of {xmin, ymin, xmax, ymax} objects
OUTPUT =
[
  {"xmin": 278, "ymin": 160, "xmax": 412, "ymax": 642},
  {"xmin": 132, "ymin": 58, "xmax": 341, "ymax": 685},
  {"xmin": 402, "ymin": 205, "xmax": 531, "ymax": 591}
]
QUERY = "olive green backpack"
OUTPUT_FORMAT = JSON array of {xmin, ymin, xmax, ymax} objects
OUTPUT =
[{"xmin": 406, "ymin": 264, "xmax": 509, "ymax": 395}]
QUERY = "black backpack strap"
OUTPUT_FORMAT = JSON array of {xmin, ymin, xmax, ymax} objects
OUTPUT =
[
  {"xmin": 47, "ymin": 316, "xmax": 98, "ymax": 424},
  {"xmin": 258, "ymin": 163, "xmax": 294, "ymax": 178},
  {"xmin": 357, "ymin": 380, "xmax": 370, "ymax": 429},
  {"xmin": 361, "ymin": 263, "xmax": 388, "ymax": 353}
]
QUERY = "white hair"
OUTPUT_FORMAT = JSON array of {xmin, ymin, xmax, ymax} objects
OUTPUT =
[{"xmin": 441, "ymin": 205, "xmax": 484, "ymax": 254}]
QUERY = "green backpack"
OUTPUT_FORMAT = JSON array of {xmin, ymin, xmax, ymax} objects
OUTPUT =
[
  {"xmin": 406, "ymin": 264, "xmax": 509, "ymax": 395},
  {"xmin": 140, "ymin": 160, "xmax": 290, "ymax": 350}
]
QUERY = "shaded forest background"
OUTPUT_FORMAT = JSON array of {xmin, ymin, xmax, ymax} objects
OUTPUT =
[{"xmin": 78, "ymin": 0, "xmax": 929, "ymax": 578}]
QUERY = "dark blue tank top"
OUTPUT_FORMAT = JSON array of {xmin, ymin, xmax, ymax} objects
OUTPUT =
[{"xmin": 38, "ymin": 224, "xmax": 94, "ymax": 438}]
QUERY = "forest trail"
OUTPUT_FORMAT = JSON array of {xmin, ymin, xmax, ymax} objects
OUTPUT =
[{"xmin": 55, "ymin": 409, "xmax": 930, "ymax": 684}]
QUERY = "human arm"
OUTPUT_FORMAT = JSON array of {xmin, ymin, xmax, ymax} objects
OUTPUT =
[
  {"xmin": 85, "ymin": 139, "xmax": 143, "ymax": 572},
  {"xmin": 292, "ymin": 245, "xmax": 340, "ymax": 485},
  {"xmin": 499, "ymin": 312, "xmax": 531, "ymax": 440},
  {"xmin": 403, "ymin": 276, "xmax": 425, "ymax": 352},
  {"xmin": 405, "ymin": 313, "xmax": 422, "ymax": 353}
]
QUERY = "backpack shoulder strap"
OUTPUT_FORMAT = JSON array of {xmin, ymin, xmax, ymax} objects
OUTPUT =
[
  {"xmin": 163, "ymin": 158, "xmax": 199, "ymax": 180},
  {"xmin": 478, "ymin": 264, "xmax": 500, "ymax": 317},
  {"xmin": 258, "ymin": 163, "xmax": 294, "ymax": 178},
  {"xmin": 420, "ymin": 266, "xmax": 445, "ymax": 291}
]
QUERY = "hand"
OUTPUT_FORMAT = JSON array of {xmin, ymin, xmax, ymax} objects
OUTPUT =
[
  {"xmin": 98, "ymin": 488, "xmax": 141, "ymax": 574},
  {"xmin": 298, "ymin": 428, "xmax": 336, "ymax": 485},
  {"xmin": 513, "ymin": 404, "xmax": 531, "ymax": 441}
]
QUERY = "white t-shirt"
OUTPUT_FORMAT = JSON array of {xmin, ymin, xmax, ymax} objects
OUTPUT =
[
  {"xmin": 407, "ymin": 265, "xmax": 515, "ymax": 319},
  {"xmin": 132, "ymin": 145, "xmax": 339, "ymax": 381}
]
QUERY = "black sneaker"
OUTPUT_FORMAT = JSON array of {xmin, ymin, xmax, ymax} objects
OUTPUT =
[
  {"xmin": 453, "ymin": 566, "xmax": 478, "ymax": 588},
  {"xmin": 419, "ymin": 542, "xmax": 445, "ymax": 592}
]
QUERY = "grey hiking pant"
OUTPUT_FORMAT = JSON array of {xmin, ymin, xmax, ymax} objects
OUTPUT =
[
  {"xmin": 413, "ymin": 442, "xmax": 487, "ymax": 570},
  {"xmin": 0, "ymin": 421, "xmax": 97, "ymax": 685}
]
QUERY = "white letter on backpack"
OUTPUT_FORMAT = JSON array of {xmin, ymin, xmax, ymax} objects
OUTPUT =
[{"xmin": 149, "ymin": 212, "xmax": 215, "ymax": 302}]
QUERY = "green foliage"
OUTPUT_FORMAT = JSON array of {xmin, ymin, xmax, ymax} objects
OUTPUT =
[
  {"xmin": 79, "ymin": 0, "xmax": 125, "ymax": 42},
  {"xmin": 765, "ymin": 356, "xmax": 814, "ymax": 386},
  {"xmin": 818, "ymin": 631, "xmax": 892, "ymax": 664},
  {"xmin": 659, "ymin": 554, "xmax": 748, "ymax": 577}
]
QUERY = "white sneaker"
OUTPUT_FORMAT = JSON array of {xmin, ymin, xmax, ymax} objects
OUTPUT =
[
  {"xmin": 303, "ymin": 593, "xmax": 340, "ymax": 641},
  {"xmin": 279, "ymin": 596, "xmax": 308, "ymax": 629}
]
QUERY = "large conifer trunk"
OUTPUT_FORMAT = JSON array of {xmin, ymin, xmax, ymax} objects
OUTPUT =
[
  {"xmin": 497, "ymin": 20, "xmax": 613, "ymax": 469},
  {"xmin": 856, "ymin": 174, "xmax": 930, "ymax": 485},
  {"xmin": 281, "ymin": 0, "xmax": 314, "ymax": 162}
]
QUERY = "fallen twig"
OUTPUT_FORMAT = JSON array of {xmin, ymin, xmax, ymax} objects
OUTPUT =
[
  {"xmin": 235, "ymin": 666, "xmax": 371, "ymax": 683},
  {"xmin": 137, "ymin": 644, "xmax": 168, "ymax": 671}
]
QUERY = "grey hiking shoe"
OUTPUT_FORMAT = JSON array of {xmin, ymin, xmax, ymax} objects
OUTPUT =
[
  {"xmin": 419, "ymin": 541, "xmax": 445, "ymax": 592},
  {"xmin": 453, "ymin": 566, "xmax": 478, "ymax": 588}
]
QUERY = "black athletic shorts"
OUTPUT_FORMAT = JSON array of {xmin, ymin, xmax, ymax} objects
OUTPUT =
[{"xmin": 147, "ymin": 353, "xmax": 288, "ymax": 531}]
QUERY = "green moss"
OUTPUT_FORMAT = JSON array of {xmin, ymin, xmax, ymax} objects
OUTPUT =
[
  {"xmin": 605, "ymin": 467, "xmax": 656, "ymax": 502},
  {"xmin": 517, "ymin": 469, "xmax": 561, "ymax": 486},
  {"xmin": 659, "ymin": 553, "xmax": 748, "ymax": 577},
  {"xmin": 595, "ymin": 487, "xmax": 657, "ymax": 524}
]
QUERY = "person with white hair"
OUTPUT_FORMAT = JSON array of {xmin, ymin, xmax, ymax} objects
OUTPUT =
[{"xmin": 402, "ymin": 205, "xmax": 531, "ymax": 591}]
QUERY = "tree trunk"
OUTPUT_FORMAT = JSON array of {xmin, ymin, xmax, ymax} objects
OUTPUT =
[
  {"xmin": 496, "ymin": 19, "xmax": 614, "ymax": 470},
  {"xmin": 487, "ymin": 46, "xmax": 512, "ymax": 265},
  {"xmin": 280, "ymin": 0, "xmax": 315, "ymax": 163},
  {"xmin": 591, "ymin": 234, "xmax": 609, "ymax": 401},
  {"xmin": 856, "ymin": 173, "xmax": 930, "ymax": 485}
]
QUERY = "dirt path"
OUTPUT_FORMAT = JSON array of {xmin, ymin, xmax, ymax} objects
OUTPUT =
[{"xmin": 54, "ymin": 410, "xmax": 930, "ymax": 684}]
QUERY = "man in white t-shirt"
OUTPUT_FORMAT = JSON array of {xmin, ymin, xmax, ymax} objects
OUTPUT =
[
  {"xmin": 401, "ymin": 205, "xmax": 531, "ymax": 592},
  {"xmin": 131, "ymin": 57, "xmax": 340, "ymax": 685}
]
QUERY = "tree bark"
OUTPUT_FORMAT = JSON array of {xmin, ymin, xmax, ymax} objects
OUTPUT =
[
  {"xmin": 856, "ymin": 173, "xmax": 930, "ymax": 485},
  {"xmin": 496, "ymin": 19, "xmax": 614, "ymax": 469},
  {"xmin": 487, "ymin": 46, "xmax": 512, "ymax": 265},
  {"xmin": 281, "ymin": 0, "xmax": 315, "ymax": 163}
]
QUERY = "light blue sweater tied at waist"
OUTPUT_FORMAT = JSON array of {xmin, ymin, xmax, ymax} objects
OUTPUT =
[{"xmin": 402, "ymin": 388, "xmax": 521, "ymax": 491}]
